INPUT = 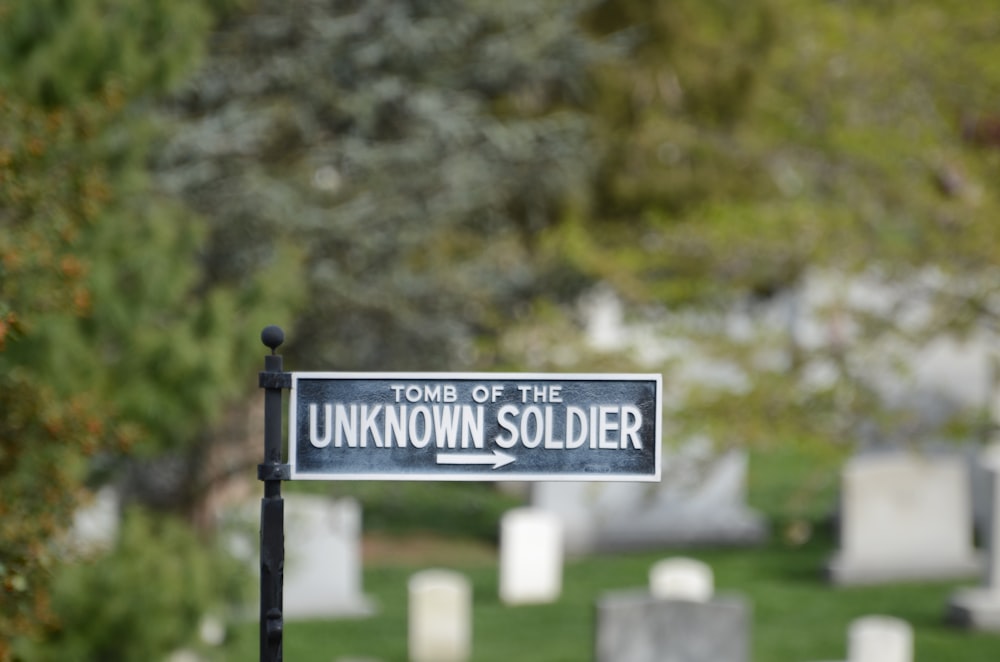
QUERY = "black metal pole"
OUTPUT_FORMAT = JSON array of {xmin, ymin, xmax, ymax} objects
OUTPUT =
[{"xmin": 259, "ymin": 325, "xmax": 290, "ymax": 662}]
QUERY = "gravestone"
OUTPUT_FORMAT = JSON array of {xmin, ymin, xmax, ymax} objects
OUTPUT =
[
  {"xmin": 948, "ymin": 456, "xmax": 1000, "ymax": 629},
  {"xmin": 649, "ymin": 557, "xmax": 713, "ymax": 602},
  {"xmin": 533, "ymin": 439, "xmax": 766, "ymax": 555},
  {"xmin": 499, "ymin": 508, "xmax": 563, "ymax": 605},
  {"xmin": 970, "ymin": 442, "xmax": 1000, "ymax": 540},
  {"xmin": 282, "ymin": 495, "xmax": 373, "ymax": 619},
  {"xmin": 809, "ymin": 615, "xmax": 913, "ymax": 662},
  {"xmin": 595, "ymin": 593, "xmax": 750, "ymax": 662},
  {"xmin": 827, "ymin": 450, "xmax": 981, "ymax": 584},
  {"xmin": 66, "ymin": 484, "xmax": 120, "ymax": 556},
  {"xmin": 848, "ymin": 616, "xmax": 912, "ymax": 662},
  {"xmin": 408, "ymin": 569, "xmax": 471, "ymax": 662},
  {"xmin": 595, "ymin": 558, "xmax": 750, "ymax": 662}
]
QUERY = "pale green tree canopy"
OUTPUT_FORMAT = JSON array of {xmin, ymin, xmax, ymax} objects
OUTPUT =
[{"xmin": 538, "ymin": 0, "xmax": 1000, "ymax": 453}]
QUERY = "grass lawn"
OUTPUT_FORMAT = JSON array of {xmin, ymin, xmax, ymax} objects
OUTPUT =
[{"xmin": 223, "ymin": 445, "xmax": 1000, "ymax": 661}]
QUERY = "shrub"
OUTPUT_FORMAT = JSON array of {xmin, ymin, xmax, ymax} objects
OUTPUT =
[{"xmin": 16, "ymin": 507, "xmax": 250, "ymax": 662}]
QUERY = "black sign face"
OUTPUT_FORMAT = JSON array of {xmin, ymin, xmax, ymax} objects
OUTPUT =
[{"xmin": 288, "ymin": 372, "xmax": 661, "ymax": 481}]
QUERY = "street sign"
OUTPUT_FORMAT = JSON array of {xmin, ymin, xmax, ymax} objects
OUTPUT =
[{"xmin": 288, "ymin": 372, "xmax": 661, "ymax": 481}]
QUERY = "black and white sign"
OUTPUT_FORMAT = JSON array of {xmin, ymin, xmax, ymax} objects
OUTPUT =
[{"xmin": 288, "ymin": 372, "xmax": 661, "ymax": 481}]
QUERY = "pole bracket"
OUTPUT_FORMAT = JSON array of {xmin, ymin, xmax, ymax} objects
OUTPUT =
[
  {"xmin": 258, "ymin": 464, "xmax": 291, "ymax": 481},
  {"xmin": 259, "ymin": 372, "xmax": 292, "ymax": 389},
  {"xmin": 266, "ymin": 608, "xmax": 284, "ymax": 641}
]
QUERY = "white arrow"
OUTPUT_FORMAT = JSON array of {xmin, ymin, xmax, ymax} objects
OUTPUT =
[{"xmin": 436, "ymin": 449, "xmax": 516, "ymax": 469}]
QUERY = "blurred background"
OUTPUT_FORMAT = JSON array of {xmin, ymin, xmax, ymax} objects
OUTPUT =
[{"xmin": 3, "ymin": 0, "xmax": 1000, "ymax": 660}]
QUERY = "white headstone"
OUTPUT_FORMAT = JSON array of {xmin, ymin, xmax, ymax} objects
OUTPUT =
[
  {"xmin": 828, "ymin": 451, "xmax": 980, "ymax": 584},
  {"xmin": 67, "ymin": 485, "xmax": 120, "ymax": 556},
  {"xmin": 499, "ymin": 508, "xmax": 563, "ymax": 605},
  {"xmin": 649, "ymin": 558, "xmax": 713, "ymax": 602},
  {"xmin": 282, "ymin": 495, "xmax": 372, "ymax": 619},
  {"xmin": 198, "ymin": 614, "xmax": 226, "ymax": 646},
  {"xmin": 972, "ymin": 442, "xmax": 1000, "ymax": 541},
  {"xmin": 408, "ymin": 569, "xmax": 471, "ymax": 662},
  {"xmin": 164, "ymin": 649, "xmax": 202, "ymax": 662},
  {"xmin": 947, "ymin": 456, "xmax": 1000, "ymax": 629},
  {"xmin": 984, "ymin": 456, "xmax": 1000, "ymax": 592},
  {"xmin": 847, "ymin": 616, "xmax": 912, "ymax": 662}
]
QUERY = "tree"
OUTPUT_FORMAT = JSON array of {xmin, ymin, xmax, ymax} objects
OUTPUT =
[
  {"xmin": 536, "ymin": 0, "xmax": 1000, "ymax": 484},
  {"xmin": 0, "ymin": 0, "xmax": 296, "ymax": 654},
  {"xmin": 153, "ymin": 0, "xmax": 609, "ymax": 372},
  {"xmin": 18, "ymin": 509, "xmax": 247, "ymax": 662}
]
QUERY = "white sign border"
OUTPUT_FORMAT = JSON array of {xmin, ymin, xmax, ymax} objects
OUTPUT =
[{"xmin": 288, "ymin": 371, "xmax": 662, "ymax": 482}]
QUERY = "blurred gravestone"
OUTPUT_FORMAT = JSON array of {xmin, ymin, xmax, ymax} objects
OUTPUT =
[
  {"xmin": 948, "ymin": 455, "xmax": 1000, "ymax": 629},
  {"xmin": 282, "ymin": 495, "xmax": 373, "ymax": 619},
  {"xmin": 971, "ymin": 442, "xmax": 1000, "ymax": 540},
  {"xmin": 499, "ymin": 508, "xmax": 563, "ymax": 605},
  {"xmin": 533, "ymin": 440, "xmax": 766, "ymax": 555},
  {"xmin": 66, "ymin": 484, "xmax": 120, "ymax": 556},
  {"xmin": 408, "ymin": 569, "xmax": 471, "ymax": 662},
  {"xmin": 649, "ymin": 557, "xmax": 713, "ymax": 602},
  {"xmin": 595, "ymin": 559, "xmax": 750, "ymax": 662},
  {"xmin": 809, "ymin": 615, "xmax": 913, "ymax": 662},
  {"xmin": 848, "ymin": 616, "xmax": 913, "ymax": 662},
  {"xmin": 827, "ymin": 450, "xmax": 980, "ymax": 584}
]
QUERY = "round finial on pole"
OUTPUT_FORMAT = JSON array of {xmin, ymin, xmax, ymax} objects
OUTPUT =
[{"xmin": 261, "ymin": 325, "xmax": 285, "ymax": 354}]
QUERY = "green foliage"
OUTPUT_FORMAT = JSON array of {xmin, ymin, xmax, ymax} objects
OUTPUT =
[
  {"xmin": 0, "ymin": 374, "xmax": 97, "ymax": 659},
  {"xmin": 0, "ymin": 0, "xmax": 211, "ymax": 106},
  {"xmin": 538, "ymin": 0, "xmax": 1000, "ymax": 454},
  {"xmin": 0, "ymin": 0, "xmax": 298, "ymax": 654},
  {"xmin": 560, "ymin": 0, "xmax": 1000, "ymax": 303},
  {"xmin": 0, "ymin": 69, "xmax": 128, "ymax": 662},
  {"xmin": 581, "ymin": 0, "xmax": 778, "ymax": 213},
  {"xmin": 154, "ymin": 0, "xmax": 608, "ymax": 371},
  {"xmin": 17, "ymin": 508, "xmax": 249, "ymax": 662}
]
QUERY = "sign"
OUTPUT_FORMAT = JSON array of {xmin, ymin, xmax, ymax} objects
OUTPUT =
[{"xmin": 288, "ymin": 372, "xmax": 661, "ymax": 481}]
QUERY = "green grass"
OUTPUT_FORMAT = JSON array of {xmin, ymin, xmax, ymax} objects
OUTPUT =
[
  {"xmin": 222, "ymin": 446, "xmax": 1000, "ymax": 661},
  {"xmin": 225, "ymin": 539, "xmax": 999, "ymax": 661}
]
